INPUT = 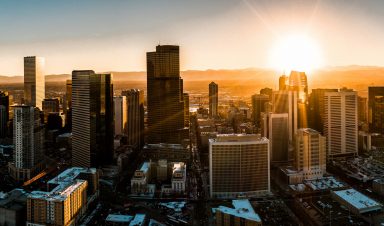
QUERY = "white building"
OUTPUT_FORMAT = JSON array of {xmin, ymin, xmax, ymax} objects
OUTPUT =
[
  {"xmin": 131, "ymin": 162, "xmax": 151, "ymax": 194},
  {"xmin": 324, "ymin": 89, "xmax": 358, "ymax": 157},
  {"xmin": 294, "ymin": 128, "xmax": 326, "ymax": 180},
  {"xmin": 209, "ymin": 134, "xmax": 270, "ymax": 198}
]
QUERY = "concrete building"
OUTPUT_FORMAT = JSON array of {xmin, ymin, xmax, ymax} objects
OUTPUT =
[
  {"xmin": 331, "ymin": 189, "xmax": 382, "ymax": 214},
  {"xmin": 324, "ymin": 89, "xmax": 358, "ymax": 157},
  {"xmin": 27, "ymin": 180, "xmax": 87, "ymax": 226},
  {"xmin": 0, "ymin": 189, "xmax": 28, "ymax": 226},
  {"xmin": 72, "ymin": 70, "xmax": 114, "ymax": 168},
  {"xmin": 122, "ymin": 89, "xmax": 144, "ymax": 149},
  {"xmin": 209, "ymin": 82, "xmax": 219, "ymax": 118},
  {"xmin": 147, "ymin": 45, "xmax": 185, "ymax": 144},
  {"xmin": 209, "ymin": 134, "xmax": 270, "ymax": 198},
  {"xmin": 171, "ymin": 162, "xmax": 186, "ymax": 193},
  {"xmin": 272, "ymin": 90, "xmax": 298, "ymax": 142},
  {"xmin": 9, "ymin": 106, "xmax": 44, "ymax": 182},
  {"xmin": 113, "ymin": 96, "xmax": 127, "ymax": 136},
  {"xmin": 24, "ymin": 56, "xmax": 45, "ymax": 110},
  {"xmin": 294, "ymin": 128, "xmax": 326, "ymax": 180},
  {"xmin": 42, "ymin": 98, "xmax": 60, "ymax": 122},
  {"xmin": 131, "ymin": 162, "xmax": 151, "ymax": 194},
  {"xmin": 213, "ymin": 199, "xmax": 262, "ymax": 226}
]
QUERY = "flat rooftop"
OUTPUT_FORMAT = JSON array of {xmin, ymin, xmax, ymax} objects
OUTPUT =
[
  {"xmin": 214, "ymin": 199, "xmax": 261, "ymax": 222},
  {"xmin": 29, "ymin": 180, "xmax": 86, "ymax": 201},
  {"xmin": 129, "ymin": 214, "xmax": 146, "ymax": 226},
  {"xmin": 106, "ymin": 214, "xmax": 133, "ymax": 223},
  {"xmin": 210, "ymin": 134, "xmax": 267, "ymax": 143},
  {"xmin": 332, "ymin": 189, "xmax": 382, "ymax": 213},
  {"xmin": 48, "ymin": 167, "xmax": 97, "ymax": 186},
  {"xmin": 139, "ymin": 162, "xmax": 150, "ymax": 173}
]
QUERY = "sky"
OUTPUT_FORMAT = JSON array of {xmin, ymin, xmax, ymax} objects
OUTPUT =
[{"xmin": 1, "ymin": 0, "xmax": 384, "ymax": 75}]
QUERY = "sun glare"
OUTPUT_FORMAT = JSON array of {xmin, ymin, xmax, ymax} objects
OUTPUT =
[{"xmin": 269, "ymin": 34, "xmax": 323, "ymax": 73}]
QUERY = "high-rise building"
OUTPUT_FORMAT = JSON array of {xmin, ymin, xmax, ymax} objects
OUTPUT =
[
  {"xmin": 0, "ymin": 91, "xmax": 9, "ymax": 138},
  {"xmin": 279, "ymin": 75, "xmax": 288, "ymax": 91},
  {"xmin": 122, "ymin": 89, "xmax": 144, "ymax": 150},
  {"xmin": 146, "ymin": 45, "xmax": 185, "ymax": 144},
  {"xmin": 24, "ymin": 56, "xmax": 45, "ymax": 110},
  {"xmin": 272, "ymin": 90, "xmax": 297, "ymax": 142},
  {"xmin": 368, "ymin": 87, "xmax": 384, "ymax": 133},
  {"xmin": 324, "ymin": 89, "xmax": 358, "ymax": 157},
  {"xmin": 183, "ymin": 93, "xmax": 190, "ymax": 127},
  {"xmin": 358, "ymin": 96, "xmax": 368, "ymax": 124},
  {"xmin": 209, "ymin": 134, "xmax": 270, "ymax": 198},
  {"xmin": 72, "ymin": 70, "xmax": 114, "ymax": 168},
  {"xmin": 294, "ymin": 128, "xmax": 326, "ymax": 180},
  {"xmin": 309, "ymin": 88, "xmax": 338, "ymax": 134},
  {"xmin": 9, "ymin": 106, "xmax": 44, "ymax": 181},
  {"xmin": 251, "ymin": 94, "xmax": 269, "ymax": 128},
  {"xmin": 268, "ymin": 113, "xmax": 289, "ymax": 163},
  {"xmin": 209, "ymin": 82, "xmax": 218, "ymax": 118},
  {"xmin": 260, "ymin": 87, "xmax": 273, "ymax": 100},
  {"xmin": 113, "ymin": 96, "xmax": 127, "ymax": 136},
  {"xmin": 65, "ymin": 79, "xmax": 72, "ymax": 114},
  {"xmin": 42, "ymin": 98, "xmax": 60, "ymax": 122},
  {"xmin": 288, "ymin": 71, "xmax": 308, "ymax": 103}
]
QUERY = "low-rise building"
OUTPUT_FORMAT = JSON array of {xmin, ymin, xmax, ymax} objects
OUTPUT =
[
  {"xmin": 331, "ymin": 188, "xmax": 382, "ymax": 214},
  {"xmin": 131, "ymin": 162, "xmax": 151, "ymax": 194},
  {"xmin": 172, "ymin": 162, "xmax": 186, "ymax": 193},
  {"xmin": 213, "ymin": 199, "xmax": 262, "ymax": 226},
  {"xmin": 0, "ymin": 189, "xmax": 28, "ymax": 226}
]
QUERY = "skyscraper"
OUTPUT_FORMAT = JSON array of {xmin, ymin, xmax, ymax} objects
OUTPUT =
[
  {"xmin": 65, "ymin": 79, "xmax": 72, "ymax": 113},
  {"xmin": 122, "ymin": 89, "xmax": 144, "ymax": 150},
  {"xmin": 268, "ymin": 113, "xmax": 289, "ymax": 163},
  {"xmin": 209, "ymin": 82, "xmax": 218, "ymax": 118},
  {"xmin": 24, "ymin": 56, "xmax": 45, "ymax": 110},
  {"xmin": 72, "ymin": 70, "xmax": 114, "ymax": 168},
  {"xmin": 114, "ymin": 96, "xmax": 127, "ymax": 136},
  {"xmin": 42, "ymin": 98, "xmax": 60, "ymax": 122},
  {"xmin": 309, "ymin": 88, "xmax": 338, "ymax": 134},
  {"xmin": 146, "ymin": 45, "xmax": 185, "ymax": 144},
  {"xmin": 209, "ymin": 134, "xmax": 270, "ymax": 198},
  {"xmin": 0, "ymin": 91, "xmax": 9, "ymax": 138},
  {"xmin": 324, "ymin": 89, "xmax": 358, "ymax": 157},
  {"xmin": 251, "ymin": 94, "xmax": 269, "ymax": 128},
  {"xmin": 183, "ymin": 93, "xmax": 190, "ymax": 127},
  {"xmin": 288, "ymin": 71, "xmax": 308, "ymax": 103},
  {"xmin": 9, "ymin": 106, "xmax": 44, "ymax": 181},
  {"xmin": 272, "ymin": 90, "xmax": 298, "ymax": 142},
  {"xmin": 294, "ymin": 128, "xmax": 326, "ymax": 180},
  {"xmin": 368, "ymin": 87, "xmax": 384, "ymax": 133}
]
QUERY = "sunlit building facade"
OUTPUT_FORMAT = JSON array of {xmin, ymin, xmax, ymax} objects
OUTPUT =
[{"xmin": 24, "ymin": 56, "xmax": 45, "ymax": 110}]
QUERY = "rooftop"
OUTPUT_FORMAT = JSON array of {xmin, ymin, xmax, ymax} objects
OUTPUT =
[
  {"xmin": 129, "ymin": 214, "xmax": 146, "ymax": 226},
  {"xmin": 332, "ymin": 188, "xmax": 382, "ymax": 213},
  {"xmin": 139, "ymin": 162, "xmax": 150, "ymax": 173},
  {"xmin": 214, "ymin": 199, "xmax": 261, "ymax": 222},
  {"xmin": 47, "ymin": 167, "xmax": 97, "ymax": 186},
  {"xmin": 210, "ymin": 134, "xmax": 267, "ymax": 143},
  {"xmin": 29, "ymin": 180, "xmax": 86, "ymax": 201},
  {"xmin": 106, "ymin": 214, "xmax": 133, "ymax": 223}
]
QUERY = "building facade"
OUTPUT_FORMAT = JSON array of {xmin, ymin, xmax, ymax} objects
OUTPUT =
[
  {"xmin": 209, "ymin": 134, "xmax": 270, "ymax": 198},
  {"xmin": 113, "ymin": 96, "xmax": 127, "ymax": 136},
  {"xmin": 368, "ymin": 87, "xmax": 384, "ymax": 133},
  {"xmin": 122, "ymin": 89, "xmax": 144, "ymax": 149},
  {"xmin": 24, "ymin": 56, "xmax": 45, "ymax": 110},
  {"xmin": 251, "ymin": 94, "xmax": 269, "ymax": 128},
  {"xmin": 209, "ymin": 82, "xmax": 219, "ymax": 118},
  {"xmin": 268, "ymin": 113, "xmax": 289, "ymax": 163},
  {"xmin": 324, "ymin": 89, "xmax": 358, "ymax": 157},
  {"xmin": 72, "ymin": 70, "xmax": 114, "ymax": 168}
]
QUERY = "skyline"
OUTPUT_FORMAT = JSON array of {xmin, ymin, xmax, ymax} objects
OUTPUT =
[{"xmin": 1, "ymin": 0, "xmax": 384, "ymax": 75}]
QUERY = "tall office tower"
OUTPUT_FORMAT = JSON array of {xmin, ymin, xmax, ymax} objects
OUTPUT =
[
  {"xmin": 114, "ymin": 96, "xmax": 127, "ymax": 136},
  {"xmin": 260, "ymin": 87, "xmax": 273, "ymax": 100},
  {"xmin": 42, "ymin": 98, "xmax": 60, "ymax": 122},
  {"xmin": 65, "ymin": 79, "xmax": 72, "ymax": 113},
  {"xmin": 309, "ymin": 88, "xmax": 338, "ymax": 134},
  {"xmin": 9, "ymin": 106, "xmax": 44, "ymax": 181},
  {"xmin": 209, "ymin": 134, "xmax": 270, "ymax": 198},
  {"xmin": 358, "ymin": 96, "xmax": 368, "ymax": 124},
  {"xmin": 268, "ymin": 113, "xmax": 289, "ymax": 163},
  {"xmin": 24, "ymin": 56, "xmax": 45, "ymax": 110},
  {"xmin": 324, "ymin": 89, "xmax": 358, "ymax": 157},
  {"xmin": 183, "ymin": 93, "xmax": 190, "ymax": 127},
  {"xmin": 72, "ymin": 70, "xmax": 114, "ymax": 168},
  {"xmin": 147, "ymin": 45, "xmax": 185, "ymax": 144},
  {"xmin": 288, "ymin": 71, "xmax": 308, "ymax": 103},
  {"xmin": 272, "ymin": 90, "xmax": 297, "ymax": 142},
  {"xmin": 294, "ymin": 128, "xmax": 326, "ymax": 180},
  {"xmin": 368, "ymin": 87, "xmax": 384, "ymax": 133},
  {"xmin": 251, "ymin": 94, "xmax": 269, "ymax": 127},
  {"xmin": 279, "ymin": 75, "xmax": 288, "ymax": 91},
  {"xmin": 0, "ymin": 91, "xmax": 9, "ymax": 138},
  {"xmin": 122, "ymin": 89, "xmax": 144, "ymax": 149},
  {"xmin": 209, "ymin": 82, "xmax": 219, "ymax": 118}
]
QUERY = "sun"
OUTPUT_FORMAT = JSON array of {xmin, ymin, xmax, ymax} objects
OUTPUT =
[{"xmin": 268, "ymin": 33, "xmax": 323, "ymax": 73}]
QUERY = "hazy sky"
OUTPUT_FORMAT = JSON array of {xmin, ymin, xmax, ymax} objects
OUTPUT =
[{"xmin": 1, "ymin": 0, "xmax": 384, "ymax": 75}]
